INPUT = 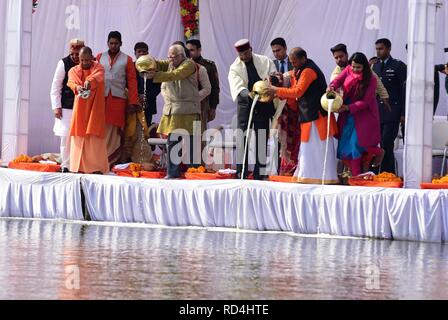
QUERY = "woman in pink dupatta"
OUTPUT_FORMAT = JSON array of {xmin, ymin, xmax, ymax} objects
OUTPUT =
[{"xmin": 329, "ymin": 52, "xmax": 383, "ymax": 176}]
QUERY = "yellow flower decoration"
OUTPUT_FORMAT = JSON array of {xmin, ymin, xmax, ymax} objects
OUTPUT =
[
  {"xmin": 185, "ymin": 28, "xmax": 192, "ymax": 39},
  {"xmin": 180, "ymin": 8, "xmax": 189, "ymax": 16}
]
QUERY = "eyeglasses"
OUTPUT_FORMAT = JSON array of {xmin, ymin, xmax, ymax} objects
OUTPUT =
[{"xmin": 168, "ymin": 54, "xmax": 182, "ymax": 59}]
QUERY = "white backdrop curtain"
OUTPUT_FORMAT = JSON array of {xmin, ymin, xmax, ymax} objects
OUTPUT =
[
  {"xmin": 0, "ymin": 0, "xmax": 448, "ymax": 157},
  {"xmin": 0, "ymin": 0, "xmax": 6, "ymax": 149},
  {"xmin": 13, "ymin": 0, "xmax": 183, "ymax": 156},
  {"xmin": 1, "ymin": 0, "xmax": 32, "ymax": 163},
  {"xmin": 200, "ymin": 0, "xmax": 448, "ymax": 128}
]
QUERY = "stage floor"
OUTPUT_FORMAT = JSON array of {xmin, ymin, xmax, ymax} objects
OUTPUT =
[{"xmin": 1, "ymin": 167, "xmax": 447, "ymax": 242}]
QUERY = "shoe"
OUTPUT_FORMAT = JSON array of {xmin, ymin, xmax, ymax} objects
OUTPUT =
[
  {"xmin": 60, "ymin": 167, "xmax": 70, "ymax": 173},
  {"xmin": 164, "ymin": 175, "xmax": 180, "ymax": 180}
]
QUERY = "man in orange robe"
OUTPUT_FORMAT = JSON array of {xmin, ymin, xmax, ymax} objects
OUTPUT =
[
  {"xmin": 97, "ymin": 31, "xmax": 139, "ymax": 168},
  {"xmin": 67, "ymin": 47, "xmax": 109, "ymax": 174}
]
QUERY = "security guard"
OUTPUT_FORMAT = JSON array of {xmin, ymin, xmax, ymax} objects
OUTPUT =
[
  {"xmin": 186, "ymin": 39, "xmax": 220, "ymax": 129},
  {"xmin": 372, "ymin": 38, "xmax": 407, "ymax": 174}
]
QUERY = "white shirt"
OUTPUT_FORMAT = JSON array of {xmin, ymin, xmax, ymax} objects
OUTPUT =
[
  {"xmin": 50, "ymin": 60, "xmax": 65, "ymax": 110},
  {"xmin": 279, "ymin": 58, "xmax": 288, "ymax": 73}
]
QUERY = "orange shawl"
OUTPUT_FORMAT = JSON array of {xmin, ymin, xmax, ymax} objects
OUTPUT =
[{"xmin": 67, "ymin": 62, "xmax": 106, "ymax": 138}]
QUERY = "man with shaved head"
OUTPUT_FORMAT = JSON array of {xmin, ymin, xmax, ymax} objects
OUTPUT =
[
  {"xmin": 67, "ymin": 46, "xmax": 109, "ymax": 174},
  {"xmin": 145, "ymin": 44, "xmax": 201, "ymax": 179}
]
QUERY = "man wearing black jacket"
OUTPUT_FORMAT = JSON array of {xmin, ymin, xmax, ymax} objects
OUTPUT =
[
  {"xmin": 372, "ymin": 38, "xmax": 407, "ymax": 174},
  {"xmin": 134, "ymin": 42, "xmax": 161, "ymax": 125}
]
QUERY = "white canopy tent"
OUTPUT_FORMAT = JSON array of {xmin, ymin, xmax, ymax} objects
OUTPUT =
[{"xmin": 1, "ymin": 0, "xmax": 447, "ymax": 187}]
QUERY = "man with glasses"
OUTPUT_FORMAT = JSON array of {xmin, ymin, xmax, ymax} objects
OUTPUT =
[{"xmin": 145, "ymin": 44, "xmax": 202, "ymax": 179}]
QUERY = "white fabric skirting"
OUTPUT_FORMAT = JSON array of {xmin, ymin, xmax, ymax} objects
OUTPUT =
[
  {"xmin": 0, "ymin": 168, "xmax": 83, "ymax": 220},
  {"xmin": 1, "ymin": 167, "xmax": 447, "ymax": 242},
  {"xmin": 81, "ymin": 175, "xmax": 448, "ymax": 242}
]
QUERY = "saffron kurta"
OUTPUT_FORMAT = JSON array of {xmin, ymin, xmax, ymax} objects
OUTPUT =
[
  {"xmin": 277, "ymin": 68, "xmax": 339, "ymax": 184},
  {"xmin": 67, "ymin": 61, "xmax": 109, "ymax": 174},
  {"xmin": 97, "ymin": 52, "xmax": 139, "ymax": 167}
]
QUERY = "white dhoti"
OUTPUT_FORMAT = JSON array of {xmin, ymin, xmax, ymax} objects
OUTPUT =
[
  {"xmin": 294, "ymin": 121, "xmax": 339, "ymax": 184},
  {"xmin": 52, "ymin": 109, "xmax": 73, "ymax": 169}
]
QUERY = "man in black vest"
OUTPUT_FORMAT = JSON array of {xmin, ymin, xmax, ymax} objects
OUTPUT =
[
  {"xmin": 372, "ymin": 38, "xmax": 407, "ymax": 174},
  {"xmin": 266, "ymin": 47, "xmax": 339, "ymax": 184},
  {"xmin": 50, "ymin": 39, "xmax": 85, "ymax": 172}
]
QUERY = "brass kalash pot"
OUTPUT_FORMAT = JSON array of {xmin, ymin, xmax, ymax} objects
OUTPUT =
[
  {"xmin": 250, "ymin": 80, "xmax": 273, "ymax": 102},
  {"xmin": 135, "ymin": 54, "xmax": 157, "ymax": 73},
  {"xmin": 320, "ymin": 90, "xmax": 343, "ymax": 112}
]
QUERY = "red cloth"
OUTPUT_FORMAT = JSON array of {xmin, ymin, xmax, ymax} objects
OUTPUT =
[
  {"xmin": 8, "ymin": 162, "xmax": 61, "ymax": 172},
  {"xmin": 278, "ymin": 106, "xmax": 300, "ymax": 175}
]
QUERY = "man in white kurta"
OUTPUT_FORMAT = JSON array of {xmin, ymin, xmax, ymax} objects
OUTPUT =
[
  {"xmin": 228, "ymin": 39, "xmax": 279, "ymax": 180},
  {"xmin": 50, "ymin": 39, "xmax": 85, "ymax": 172}
]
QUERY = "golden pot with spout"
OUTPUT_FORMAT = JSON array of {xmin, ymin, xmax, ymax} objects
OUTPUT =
[
  {"xmin": 320, "ymin": 90, "xmax": 343, "ymax": 112},
  {"xmin": 135, "ymin": 54, "xmax": 157, "ymax": 73},
  {"xmin": 251, "ymin": 80, "xmax": 273, "ymax": 103}
]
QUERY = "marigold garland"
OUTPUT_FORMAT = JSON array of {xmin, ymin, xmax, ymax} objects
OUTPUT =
[
  {"xmin": 180, "ymin": 0, "xmax": 199, "ymax": 40},
  {"xmin": 432, "ymin": 175, "xmax": 448, "ymax": 184},
  {"xmin": 129, "ymin": 163, "xmax": 142, "ymax": 177},
  {"xmin": 13, "ymin": 154, "xmax": 33, "ymax": 163},
  {"xmin": 372, "ymin": 172, "xmax": 402, "ymax": 183},
  {"xmin": 187, "ymin": 166, "xmax": 206, "ymax": 173}
]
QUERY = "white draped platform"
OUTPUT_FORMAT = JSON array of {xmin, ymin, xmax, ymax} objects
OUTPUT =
[
  {"xmin": 1, "ymin": 168, "xmax": 447, "ymax": 242},
  {"xmin": 0, "ymin": 168, "xmax": 83, "ymax": 220}
]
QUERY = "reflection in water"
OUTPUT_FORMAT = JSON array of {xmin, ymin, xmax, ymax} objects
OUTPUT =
[{"xmin": 0, "ymin": 218, "xmax": 447, "ymax": 299}]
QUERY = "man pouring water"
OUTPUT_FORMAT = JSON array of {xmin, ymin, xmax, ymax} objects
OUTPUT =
[{"xmin": 228, "ymin": 39, "xmax": 277, "ymax": 180}]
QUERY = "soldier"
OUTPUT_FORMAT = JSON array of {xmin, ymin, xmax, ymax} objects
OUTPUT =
[
  {"xmin": 372, "ymin": 38, "xmax": 407, "ymax": 174},
  {"xmin": 186, "ymin": 39, "xmax": 220, "ymax": 128}
]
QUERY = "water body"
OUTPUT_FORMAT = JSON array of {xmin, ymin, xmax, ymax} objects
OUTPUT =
[{"xmin": 0, "ymin": 218, "xmax": 447, "ymax": 300}]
